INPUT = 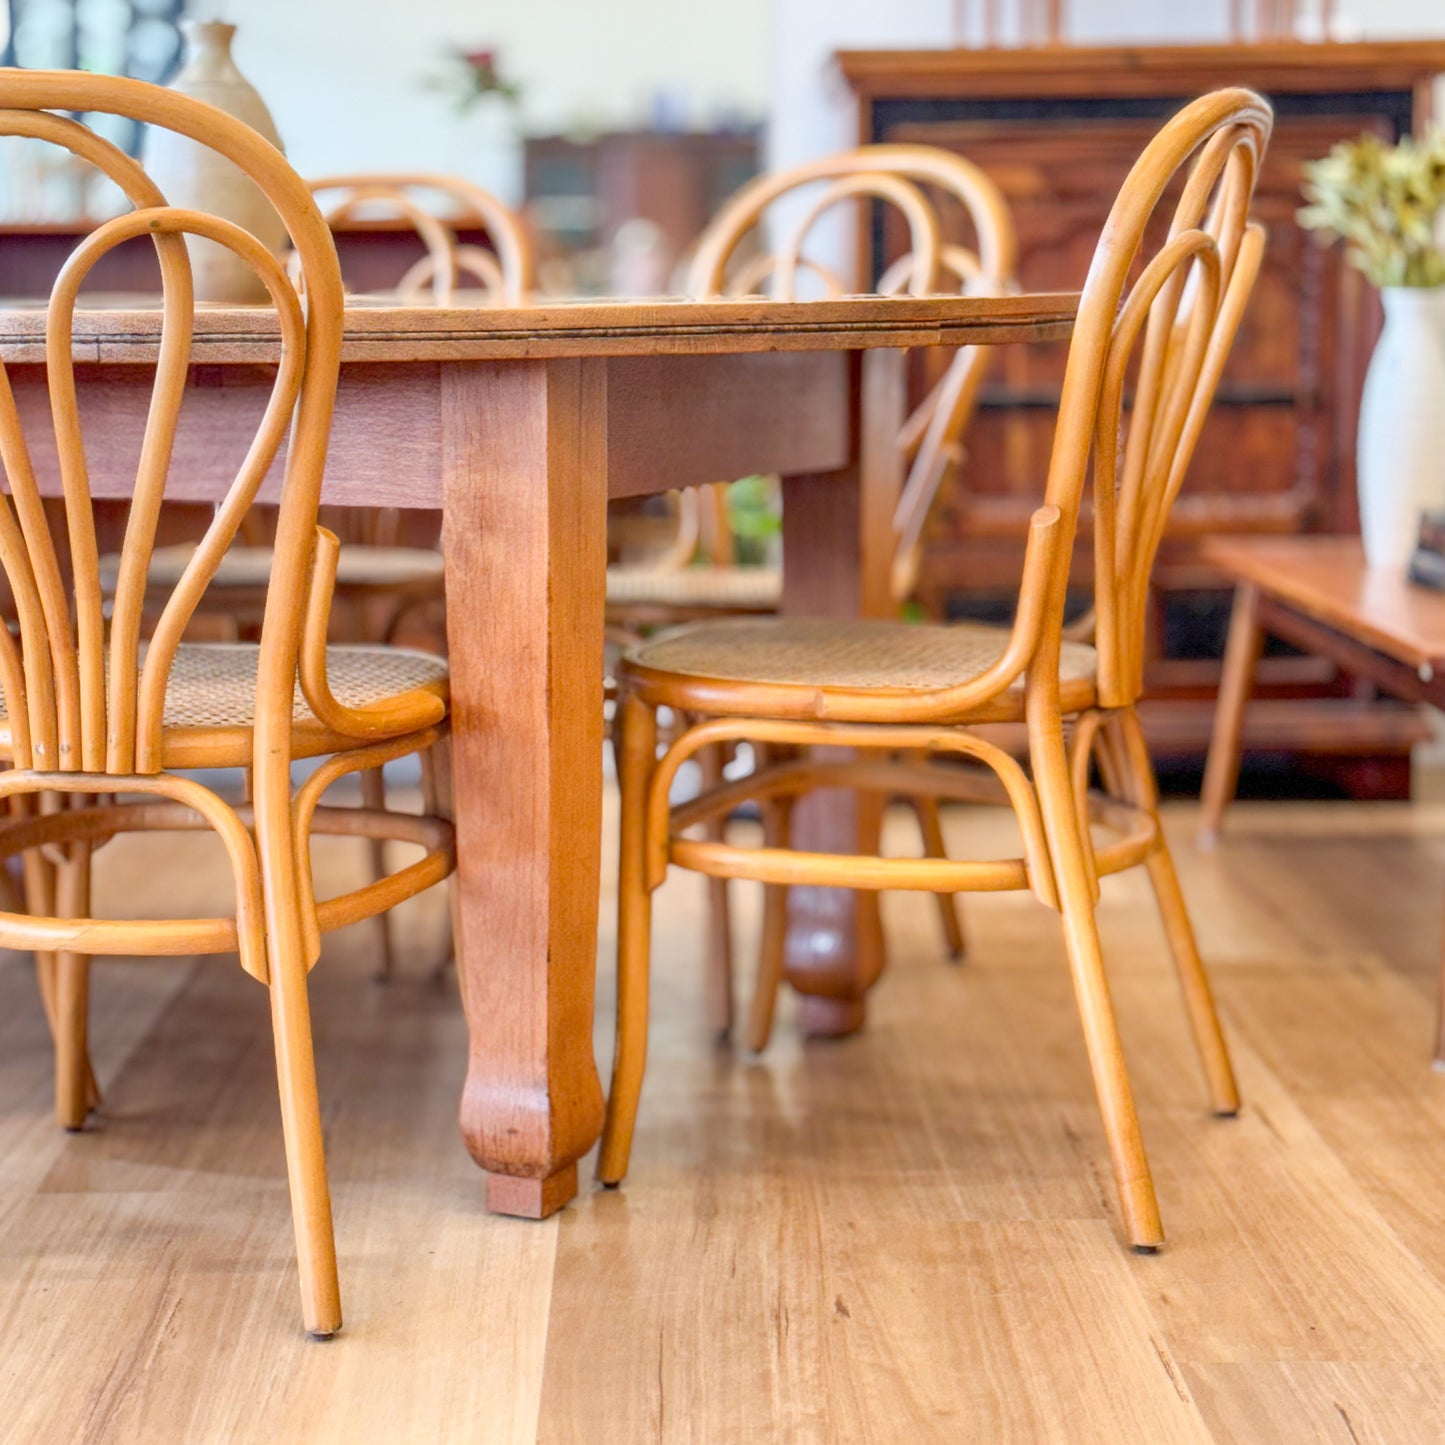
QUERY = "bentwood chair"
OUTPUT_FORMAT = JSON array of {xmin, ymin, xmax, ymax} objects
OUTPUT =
[
  {"xmin": 99, "ymin": 173, "xmax": 530, "ymax": 978},
  {"xmin": 106, "ymin": 172, "xmax": 534, "ymax": 654},
  {"xmin": 0, "ymin": 72, "xmax": 456, "ymax": 1336},
  {"xmin": 607, "ymin": 144, "xmax": 1016, "ymax": 626},
  {"xmin": 600, "ymin": 89, "xmax": 1273, "ymax": 1251},
  {"xmin": 606, "ymin": 145, "xmax": 1019, "ymax": 1027}
]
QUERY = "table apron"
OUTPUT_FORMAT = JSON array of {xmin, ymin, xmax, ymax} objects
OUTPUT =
[{"xmin": 6, "ymin": 351, "xmax": 854, "ymax": 506}]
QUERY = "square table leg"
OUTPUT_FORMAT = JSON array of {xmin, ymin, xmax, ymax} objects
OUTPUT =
[{"xmin": 441, "ymin": 358, "xmax": 608, "ymax": 1218}]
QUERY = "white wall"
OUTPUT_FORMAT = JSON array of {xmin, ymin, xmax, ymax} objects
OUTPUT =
[{"xmin": 227, "ymin": 0, "xmax": 772, "ymax": 201}]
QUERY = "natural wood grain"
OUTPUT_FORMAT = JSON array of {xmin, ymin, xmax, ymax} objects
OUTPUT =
[
  {"xmin": 843, "ymin": 39, "xmax": 1444, "ymax": 789},
  {"xmin": 0, "ymin": 291, "xmax": 1078, "ymax": 366},
  {"xmin": 1202, "ymin": 536, "xmax": 1445, "ymax": 674},
  {"xmin": 4, "ymin": 353, "xmax": 859, "ymax": 509},
  {"xmin": 836, "ymin": 40, "xmax": 1445, "ymax": 101},
  {"xmin": 603, "ymin": 353, "xmax": 850, "ymax": 500},
  {"xmin": 441, "ymin": 358, "xmax": 608, "ymax": 1216},
  {"xmin": 1197, "ymin": 535, "xmax": 1445, "ymax": 1055},
  {"xmin": 1198, "ymin": 580, "xmax": 1263, "ymax": 847},
  {"xmin": 601, "ymin": 91, "xmax": 1272, "ymax": 1245},
  {"xmin": 5, "ymin": 790, "xmax": 1445, "ymax": 1435},
  {"xmin": 776, "ymin": 403, "xmax": 886, "ymax": 1039},
  {"xmin": 0, "ymin": 277, "xmax": 1065, "ymax": 1225},
  {"xmin": 0, "ymin": 71, "xmax": 466, "ymax": 1336}
]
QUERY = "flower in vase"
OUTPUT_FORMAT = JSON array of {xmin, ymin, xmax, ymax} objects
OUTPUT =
[{"xmin": 1298, "ymin": 130, "xmax": 1445, "ymax": 288}]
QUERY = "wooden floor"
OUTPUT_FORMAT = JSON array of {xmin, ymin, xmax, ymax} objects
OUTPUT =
[{"xmin": 3, "ymin": 783, "xmax": 1445, "ymax": 1442}]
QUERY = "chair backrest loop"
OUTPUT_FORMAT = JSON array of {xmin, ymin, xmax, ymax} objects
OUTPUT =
[
  {"xmin": 0, "ymin": 71, "xmax": 346, "ymax": 778},
  {"xmin": 1030, "ymin": 88, "xmax": 1272, "ymax": 711},
  {"xmin": 307, "ymin": 172, "xmax": 534, "ymax": 306},
  {"xmin": 684, "ymin": 143, "xmax": 1019, "ymax": 604}
]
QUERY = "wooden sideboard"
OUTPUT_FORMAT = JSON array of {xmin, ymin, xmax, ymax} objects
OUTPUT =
[{"xmin": 840, "ymin": 41, "xmax": 1445, "ymax": 795}]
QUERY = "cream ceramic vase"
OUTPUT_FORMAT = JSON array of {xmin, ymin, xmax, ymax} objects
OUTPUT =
[
  {"xmin": 1356, "ymin": 285, "xmax": 1445, "ymax": 570},
  {"xmin": 143, "ymin": 20, "xmax": 288, "ymax": 303}
]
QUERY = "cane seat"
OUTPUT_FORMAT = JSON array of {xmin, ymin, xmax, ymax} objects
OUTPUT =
[
  {"xmin": 0, "ymin": 643, "xmax": 447, "ymax": 769},
  {"xmin": 605, "ymin": 563, "xmax": 782, "ymax": 612},
  {"xmin": 623, "ymin": 617, "xmax": 1098, "ymax": 720}
]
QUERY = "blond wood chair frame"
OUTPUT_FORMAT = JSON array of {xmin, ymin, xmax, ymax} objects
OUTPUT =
[
  {"xmin": 601, "ymin": 90, "xmax": 1273, "ymax": 1252},
  {"xmin": 0, "ymin": 72, "xmax": 458, "ymax": 1338},
  {"xmin": 686, "ymin": 143, "xmax": 1017, "ymax": 605},
  {"xmin": 307, "ymin": 172, "xmax": 535, "ymax": 306},
  {"xmin": 606, "ymin": 146, "xmax": 1020, "ymax": 1022}
]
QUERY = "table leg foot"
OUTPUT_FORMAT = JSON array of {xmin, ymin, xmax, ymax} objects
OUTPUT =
[
  {"xmin": 796, "ymin": 994, "xmax": 867, "ymax": 1039},
  {"xmin": 486, "ymin": 1163, "xmax": 579, "ymax": 1220}
]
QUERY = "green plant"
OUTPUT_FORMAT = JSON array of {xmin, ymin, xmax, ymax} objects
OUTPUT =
[
  {"xmin": 1298, "ymin": 130, "xmax": 1445, "ymax": 287},
  {"xmin": 723, "ymin": 475, "xmax": 781, "ymax": 567}
]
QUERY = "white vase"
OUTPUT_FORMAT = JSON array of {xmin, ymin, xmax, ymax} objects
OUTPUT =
[
  {"xmin": 142, "ymin": 21, "xmax": 288, "ymax": 304},
  {"xmin": 1356, "ymin": 285, "xmax": 1445, "ymax": 570}
]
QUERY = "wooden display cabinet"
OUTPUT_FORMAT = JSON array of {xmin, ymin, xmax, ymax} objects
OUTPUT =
[{"xmin": 840, "ymin": 41, "xmax": 1445, "ymax": 794}]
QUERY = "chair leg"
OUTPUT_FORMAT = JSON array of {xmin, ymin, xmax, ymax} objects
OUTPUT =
[
  {"xmin": 1435, "ymin": 898, "xmax": 1445, "ymax": 1066},
  {"xmin": 1032, "ymin": 725, "xmax": 1163, "ymax": 1251},
  {"xmin": 267, "ymin": 925, "xmax": 342, "ymax": 1338},
  {"xmin": 1197, "ymin": 581, "xmax": 1262, "ymax": 848},
  {"xmin": 598, "ymin": 694, "xmax": 659, "ymax": 1187},
  {"xmin": 745, "ymin": 795, "xmax": 793, "ymax": 1054},
  {"xmin": 1114, "ymin": 714, "xmax": 1240, "ymax": 1116},
  {"xmin": 54, "ymin": 843, "xmax": 94, "ymax": 1132},
  {"xmin": 912, "ymin": 795, "xmax": 967, "ymax": 961},
  {"xmin": 359, "ymin": 766, "xmax": 395, "ymax": 982},
  {"xmin": 697, "ymin": 742, "xmax": 734, "ymax": 1040},
  {"xmin": 420, "ymin": 741, "xmax": 456, "ymax": 983},
  {"xmin": 23, "ymin": 846, "xmax": 60, "ymax": 1035}
]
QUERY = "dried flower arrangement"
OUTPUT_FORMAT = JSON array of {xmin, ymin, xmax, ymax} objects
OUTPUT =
[{"xmin": 1298, "ymin": 131, "xmax": 1445, "ymax": 288}]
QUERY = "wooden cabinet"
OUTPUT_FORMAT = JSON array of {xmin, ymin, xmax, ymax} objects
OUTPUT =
[{"xmin": 841, "ymin": 41, "xmax": 1445, "ymax": 793}]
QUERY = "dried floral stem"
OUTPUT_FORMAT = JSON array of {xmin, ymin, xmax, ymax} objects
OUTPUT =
[{"xmin": 1299, "ymin": 131, "xmax": 1445, "ymax": 288}]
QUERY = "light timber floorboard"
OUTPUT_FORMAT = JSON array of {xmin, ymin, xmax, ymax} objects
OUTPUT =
[{"xmin": 1, "ymin": 789, "xmax": 1445, "ymax": 1441}]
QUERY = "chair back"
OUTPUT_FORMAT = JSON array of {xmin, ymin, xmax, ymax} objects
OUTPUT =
[
  {"xmin": 685, "ymin": 145, "xmax": 1018, "ymax": 602},
  {"xmin": 0, "ymin": 71, "xmax": 345, "ymax": 776},
  {"xmin": 308, "ymin": 173, "xmax": 533, "ymax": 305},
  {"xmin": 1035, "ymin": 88, "xmax": 1272, "ymax": 709}
]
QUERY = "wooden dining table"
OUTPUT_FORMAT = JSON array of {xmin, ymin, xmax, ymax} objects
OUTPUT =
[{"xmin": 0, "ymin": 289, "xmax": 1077, "ymax": 1219}]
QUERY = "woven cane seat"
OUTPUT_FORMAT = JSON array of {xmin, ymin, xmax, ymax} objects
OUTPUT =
[
  {"xmin": 622, "ymin": 616, "xmax": 1097, "ymax": 719},
  {"xmin": 100, "ymin": 543, "xmax": 444, "ymax": 595},
  {"xmin": 606, "ymin": 564, "xmax": 782, "ymax": 612},
  {"xmin": 0, "ymin": 643, "xmax": 448, "ymax": 769}
]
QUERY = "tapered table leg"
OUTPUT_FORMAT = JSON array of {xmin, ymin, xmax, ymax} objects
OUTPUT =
[{"xmin": 442, "ymin": 358, "xmax": 607, "ymax": 1218}]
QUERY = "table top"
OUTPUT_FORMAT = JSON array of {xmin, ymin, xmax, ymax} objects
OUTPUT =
[
  {"xmin": 1201, "ymin": 534, "xmax": 1445, "ymax": 673},
  {"xmin": 0, "ymin": 291, "xmax": 1078, "ymax": 365}
]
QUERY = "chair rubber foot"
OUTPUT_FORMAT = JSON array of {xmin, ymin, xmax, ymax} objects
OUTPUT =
[
  {"xmin": 1132, "ymin": 1243, "xmax": 1161, "ymax": 1256},
  {"xmin": 946, "ymin": 950, "xmax": 967, "ymax": 965},
  {"xmin": 1212, "ymin": 1108, "xmax": 1240, "ymax": 1119},
  {"xmin": 308, "ymin": 1329, "xmax": 339, "ymax": 1342},
  {"xmin": 63, "ymin": 1124, "xmax": 86, "ymax": 1134},
  {"xmin": 600, "ymin": 1179, "xmax": 621, "ymax": 1190}
]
